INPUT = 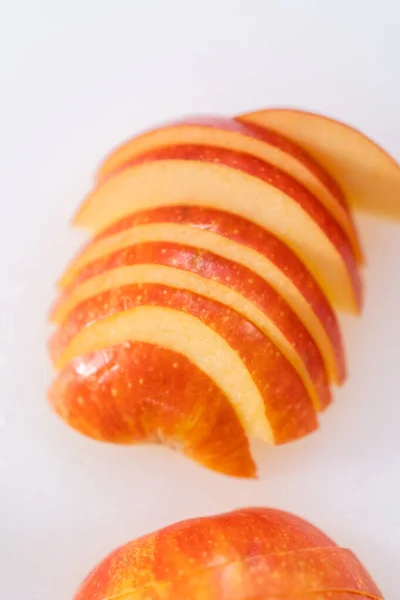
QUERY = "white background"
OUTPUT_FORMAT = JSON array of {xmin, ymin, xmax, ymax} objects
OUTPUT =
[{"xmin": 0, "ymin": 1, "xmax": 399, "ymax": 598}]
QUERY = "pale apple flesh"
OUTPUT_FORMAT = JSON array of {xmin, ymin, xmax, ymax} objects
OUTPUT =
[
  {"xmin": 240, "ymin": 107, "xmax": 400, "ymax": 220},
  {"xmin": 73, "ymin": 507, "xmax": 383, "ymax": 600},
  {"xmin": 58, "ymin": 206, "xmax": 346, "ymax": 385},
  {"xmin": 50, "ymin": 288, "xmax": 319, "ymax": 444},
  {"xmin": 95, "ymin": 115, "xmax": 362, "ymax": 261},
  {"xmin": 51, "ymin": 243, "xmax": 331, "ymax": 411},
  {"xmin": 73, "ymin": 145, "xmax": 363, "ymax": 313},
  {"xmin": 48, "ymin": 342, "xmax": 256, "ymax": 478}
]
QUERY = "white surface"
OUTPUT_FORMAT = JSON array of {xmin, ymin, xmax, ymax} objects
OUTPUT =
[{"xmin": 0, "ymin": 1, "xmax": 399, "ymax": 598}]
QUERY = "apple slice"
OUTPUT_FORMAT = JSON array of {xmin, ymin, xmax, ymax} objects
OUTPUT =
[
  {"xmin": 73, "ymin": 145, "xmax": 362, "ymax": 313},
  {"xmin": 58, "ymin": 207, "xmax": 346, "ymax": 385},
  {"xmin": 96, "ymin": 116, "xmax": 362, "ymax": 261},
  {"xmin": 52, "ymin": 244, "xmax": 331, "ymax": 411},
  {"xmin": 240, "ymin": 107, "xmax": 400, "ymax": 220},
  {"xmin": 51, "ymin": 287, "xmax": 318, "ymax": 444},
  {"xmin": 48, "ymin": 342, "xmax": 256, "ymax": 478}
]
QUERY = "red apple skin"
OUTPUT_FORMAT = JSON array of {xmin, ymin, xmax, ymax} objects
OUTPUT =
[
  {"xmin": 50, "ymin": 283, "xmax": 318, "ymax": 445},
  {"xmin": 155, "ymin": 549, "xmax": 382, "ymax": 599},
  {"xmin": 48, "ymin": 342, "xmax": 256, "ymax": 478},
  {"xmin": 52, "ymin": 241, "xmax": 331, "ymax": 411},
  {"xmin": 86, "ymin": 143, "xmax": 363, "ymax": 312},
  {"xmin": 73, "ymin": 507, "xmax": 383, "ymax": 600},
  {"xmin": 90, "ymin": 205, "xmax": 346, "ymax": 385}
]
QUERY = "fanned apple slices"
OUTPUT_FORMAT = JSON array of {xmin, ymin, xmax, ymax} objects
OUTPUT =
[
  {"xmin": 74, "ymin": 144, "xmax": 362, "ymax": 313},
  {"xmin": 48, "ymin": 107, "xmax": 400, "ymax": 477}
]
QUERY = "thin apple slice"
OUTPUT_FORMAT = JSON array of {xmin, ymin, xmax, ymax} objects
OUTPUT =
[
  {"xmin": 73, "ymin": 145, "xmax": 362, "ymax": 313},
  {"xmin": 48, "ymin": 342, "xmax": 256, "ymax": 478},
  {"xmin": 58, "ymin": 207, "xmax": 346, "ymax": 385},
  {"xmin": 96, "ymin": 116, "xmax": 362, "ymax": 261},
  {"xmin": 240, "ymin": 107, "xmax": 400, "ymax": 220},
  {"xmin": 52, "ymin": 289, "xmax": 318, "ymax": 444},
  {"xmin": 52, "ymin": 246, "xmax": 330, "ymax": 411}
]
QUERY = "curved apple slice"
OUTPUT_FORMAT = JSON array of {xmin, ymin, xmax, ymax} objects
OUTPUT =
[
  {"xmin": 48, "ymin": 342, "xmax": 256, "ymax": 478},
  {"xmin": 96, "ymin": 116, "xmax": 362, "ymax": 261},
  {"xmin": 74, "ymin": 145, "xmax": 362, "ymax": 313},
  {"xmin": 51, "ymin": 289, "xmax": 318, "ymax": 444},
  {"xmin": 52, "ymin": 246, "xmax": 330, "ymax": 411},
  {"xmin": 58, "ymin": 207, "xmax": 346, "ymax": 385},
  {"xmin": 240, "ymin": 107, "xmax": 400, "ymax": 221}
]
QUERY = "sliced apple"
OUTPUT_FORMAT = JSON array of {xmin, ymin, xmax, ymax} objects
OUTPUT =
[
  {"xmin": 96, "ymin": 115, "xmax": 362, "ymax": 260},
  {"xmin": 73, "ymin": 145, "xmax": 362, "ymax": 313},
  {"xmin": 74, "ymin": 508, "xmax": 383, "ymax": 600},
  {"xmin": 51, "ymin": 288, "xmax": 318, "ymax": 444},
  {"xmin": 52, "ymin": 244, "xmax": 331, "ymax": 410},
  {"xmin": 240, "ymin": 107, "xmax": 400, "ymax": 220},
  {"xmin": 58, "ymin": 207, "xmax": 346, "ymax": 385},
  {"xmin": 48, "ymin": 342, "xmax": 256, "ymax": 478}
]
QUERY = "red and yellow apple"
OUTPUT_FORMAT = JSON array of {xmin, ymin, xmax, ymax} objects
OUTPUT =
[
  {"xmin": 239, "ymin": 107, "xmax": 400, "ymax": 220},
  {"xmin": 73, "ymin": 507, "xmax": 383, "ymax": 600},
  {"xmin": 48, "ymin": 106, "xmax": 397, "ymax": 477}
]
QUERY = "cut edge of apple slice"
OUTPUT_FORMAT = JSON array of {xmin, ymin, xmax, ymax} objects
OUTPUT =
[
  {"xmin": 72, "ymin": 156, "xmax": 362, "ymax": 313},
  {"xmin": 51, "ymin": 263, "xmax": 330, "ymax": 411},
  {"xmin": 55, "ymin": 222, "xmax": 345, "ymax": 385},
  {"xmin": 95, "ymin": 117, "xmax": 363, "ymax": 262},
  {"xmin": 240, "ymin": 107, "xmax": 400, "ymax": 221}
]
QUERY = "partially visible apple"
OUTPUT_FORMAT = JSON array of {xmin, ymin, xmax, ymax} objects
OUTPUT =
[
  {"xmin": 49, "ymin": 285, "xmax": 318, "ymax": 445},
  {"xmin": 57, "ymin": 207, "xmax": 346, "ymax": 385},
  {"xmin": 239, "ymin": 107, "xmax": 400, "ymax": 220},
  {"xmin": 73, "ymin": 507, "xmax": 383, "ymax": 600},
  {"xmin": 96, "ymin": 115, "xmax": 362, "ymax": 260},
  {"xmin": 73, "ymin": 145, "xmax": 362, "ymax": 313}
]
